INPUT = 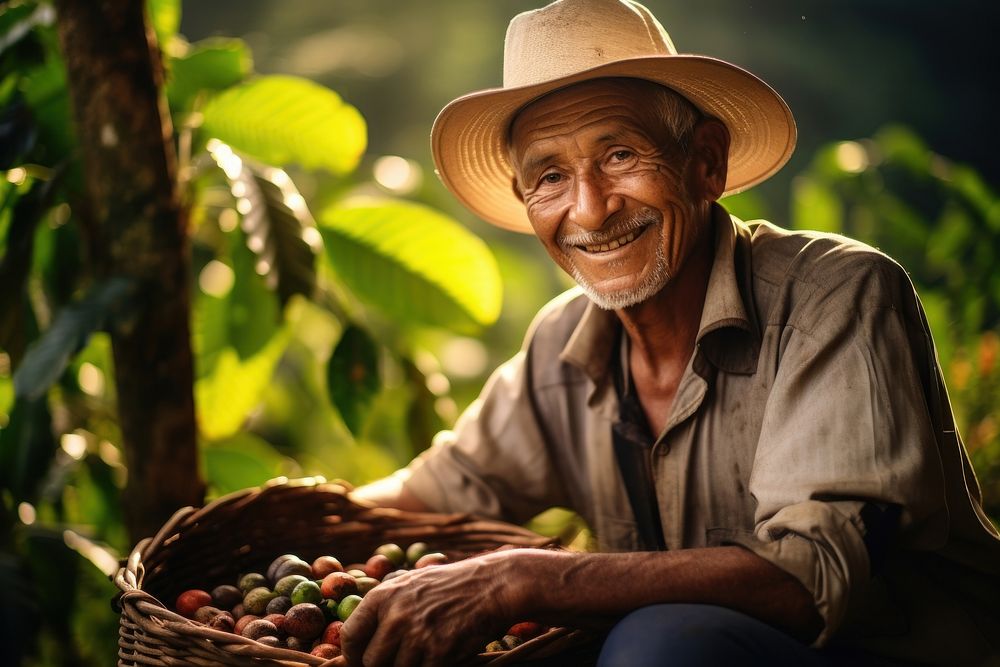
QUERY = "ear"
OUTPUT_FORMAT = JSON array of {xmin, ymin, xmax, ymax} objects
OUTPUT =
[
  {"xmin": 687, "ymin": 118, "xmax": 730, "ymax": 202},
  {"xmin": 511, "ymin": 177, "xmax": 525, "ymax": 203}
]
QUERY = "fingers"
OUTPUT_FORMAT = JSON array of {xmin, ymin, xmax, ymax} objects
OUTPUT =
[{"xmin": 340, "ymin": 594, "xmax": 380, "ymax": 666}]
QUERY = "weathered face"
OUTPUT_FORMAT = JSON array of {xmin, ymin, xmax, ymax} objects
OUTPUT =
[{"xmin": 509, "ymin": 79, "xmax": 715, "ymax": 310}]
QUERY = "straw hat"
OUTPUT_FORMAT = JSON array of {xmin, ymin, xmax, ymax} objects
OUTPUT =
[{"xmin": 430, "ymin": 0, "xmax": 796, "ymax": 233}]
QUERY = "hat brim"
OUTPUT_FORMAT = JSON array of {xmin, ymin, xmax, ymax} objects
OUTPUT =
[{"xmin": 431, "ymin": 55, "xmax": 796, "ymax": 233}]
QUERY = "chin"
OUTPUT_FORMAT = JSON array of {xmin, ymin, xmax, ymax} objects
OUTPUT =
[{"xmin": 574, "ymin": 253, "xmax": 671, "ymax": 311}]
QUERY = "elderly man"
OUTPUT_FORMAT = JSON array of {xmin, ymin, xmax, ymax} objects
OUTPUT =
[{"xmin": 339, "ymin": 1, "xmax": 1000, "ymax": 665}]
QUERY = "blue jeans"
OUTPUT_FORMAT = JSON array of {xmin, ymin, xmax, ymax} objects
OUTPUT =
[{"xmin": 597, "ymin": 604, "xmax": 908, "ymax": 667}]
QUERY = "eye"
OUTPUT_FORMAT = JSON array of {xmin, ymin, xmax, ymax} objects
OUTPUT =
[
  {"xmin": 612, "ymin": 150, "xmax": 633, "ymax": 161},
  {"xmin": 540, "ymin": 172, "xmax": 563, "ymax": 185}
]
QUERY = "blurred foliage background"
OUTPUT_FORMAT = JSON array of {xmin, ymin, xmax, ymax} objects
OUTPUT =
[{"xmin": 1, "ymin": 0, "xmax": 998, "ymax": 664}]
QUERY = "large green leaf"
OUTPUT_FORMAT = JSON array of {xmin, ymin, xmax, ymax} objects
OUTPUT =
[
  {"xmin": 200, "ymin": 75, "xmax": 366, "ymax": 174},
  {"xmin": 206, "ymin": 141, "xmax": 318, "ymax": 307},
  {"xmin": 194, "ymin": 327, "xmax": 291, "ymax": 440},
  {"xmin": 166, "ymin": 38, "xmax": 252, "ymax": 113},
  {"xmin": 146, "ymin": 0, "xmax": 180, "ymax": 50},
  {"xmin": 201, "ymin": 432, "xmax": 294, "ymax": 497},
  {"xmin": 318, "ymin": 202, "xmax": 502, "ymax": 332},
  {"xmin": 327, "ymin": 324, "xmax": 380, "ymax": 435},
  {"xmin": 13, "ymin": 277, "xmax": 133, "ymax": 401}
]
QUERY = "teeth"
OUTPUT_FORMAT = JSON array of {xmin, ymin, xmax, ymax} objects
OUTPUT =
[{"xmin": 584, "ymin": 231, "xmax": 636, "ymax": 253}]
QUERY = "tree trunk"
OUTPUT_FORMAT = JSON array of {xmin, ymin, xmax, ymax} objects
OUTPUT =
[{"xmin": 54, "ymin": 0, "xmax": 204, "ymax": 542}]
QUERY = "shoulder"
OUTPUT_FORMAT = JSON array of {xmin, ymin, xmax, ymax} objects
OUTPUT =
[
  {"xmin": 748, "ymin": 220, "xmax": 904, "ymax": 283},
  {"xmin": 520, "ymin": 286, "xmax": 590, "ymax": 352},
  {"xmin": 742, "ymin": 220, "xmax": 919, "ymax": 334}
]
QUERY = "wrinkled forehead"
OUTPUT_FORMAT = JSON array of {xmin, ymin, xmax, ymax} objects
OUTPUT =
[
  {"xmin": 509, "ymin": 78, "xmax": 664, "ymax": 138},
  {"xmin": 507, "ymin": 78, "xmax": 681, "ymax": 164}
]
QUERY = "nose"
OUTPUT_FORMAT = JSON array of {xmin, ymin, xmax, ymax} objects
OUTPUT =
[{"xmin": 568, "ymin": 171, "xmax": 622, "ymax": 231}]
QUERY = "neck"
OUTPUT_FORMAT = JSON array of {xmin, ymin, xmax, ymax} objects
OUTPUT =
[{"xmin": 616, "ymin": 215, "xmax": 715, "ymax": 377}]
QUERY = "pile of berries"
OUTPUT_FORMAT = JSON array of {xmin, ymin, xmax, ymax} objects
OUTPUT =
[{"xmin": 173, "ymin": 543, "xmax": 548, "ymax": 658}]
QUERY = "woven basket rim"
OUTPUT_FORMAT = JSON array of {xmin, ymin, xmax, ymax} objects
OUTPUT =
[{"xmin": 115, "ymin": 476, "xmax": 597, "ymax": 666}]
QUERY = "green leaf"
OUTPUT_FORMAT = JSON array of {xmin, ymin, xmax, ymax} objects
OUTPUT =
[
  {"xmin": 200, "ymin": 75, "xmax": 366, "ymax": 174},
  {"xmin": 319, "ymin": 201, "xmax": 502, "ymax": 332},
  {"xmin": 0, "ymin": 93, "xmax": 36, "ymax": 168},
  {"xmin": 194, "ymin": 327, "xmax": 291, "ymax": 440},
  {"xmin": 202, "ymin": 432, "xmax": 293, "ymax": 497},
  {"xmin": 206, "ymin": 142, "xmax": 318, "ymax": 307},
  {"xmin": 20, "ymin": 56, "xmax": 74, "ymax": 165},
  {"xmin": 327, "ymin": 324, "xmax": 380, "ymax": 435},
  {"xmin": 0, "ymin": 395, "xmax": 55, "ymax": 502},
  {"xmin": 13, "ymin": 277, "xmax": 134, "ymax": 401},
  {"xmin": 166, "ymin": 38, "xmax": 252, "ymax": 113},
  {"xmin": 0, "ymin": 176, "xmax": 55, "ymax": 367},
  {"xmin": 791, "ymin": 175, "xmax": 843, "ymax": 234},
  {"xmin": 146, "ymin": 0, "xmax": 180, "ymax": 50},
  {"xmin": 0, "ymin": 4, "xmax": 54, "ymax": 62}
]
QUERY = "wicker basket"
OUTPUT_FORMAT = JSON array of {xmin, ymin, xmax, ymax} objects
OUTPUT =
[{"xmin": 114, "ymin": 477, "xmax": 601, "ymax": 666}]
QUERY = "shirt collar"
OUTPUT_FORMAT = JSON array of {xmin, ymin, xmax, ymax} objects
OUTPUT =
[{"xmin": 559, "ymin": 204, "xmax": 760, "ymax": 381}]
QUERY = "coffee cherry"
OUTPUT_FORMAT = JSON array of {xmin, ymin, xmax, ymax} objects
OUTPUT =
[
  {"xmin": 274, "ymin": 574, "xmax": 309, "ymax": 598},
  {"xmin": 238, "ymin": 573, "xmax": 268, "ymax": 594},
  {"xmin": 286, "ymin": 636, "xmax": 311, "ymax": 651},
  {"xmin": 257, "ymin": 635, "xmax": 284, "ymax": 648},
  {"xmin": 311, "ymin": 556, "xmax": 344, "ymax": 578},
  {"xmin": 320, "ymin": 572, "xmax": 358, "ymax": 601},
  {"xmin": 273, "ymin": 558, "xmax": 312, "ymax": 582},
  {"xmin": 414, "ymin": 552, "xmax": 448, "ymax": 569},
  {"xmin": 284, "ymin": 603, "xmax": 326, "ymax": 640},
  {"xmin": 321, "ymin": 620, "xmax": 344, "ymax": 648},
  {"xmin": 311, "ymin": 643, "xmax": 340, "ymax": 658},
  {"xmin": 175, "ymin": 589, "xmax": 212, "ymax": 618},
  {"xmin": 234, "ymin": 614, "xmax": 260, "ymax": 636},
  {"xmin": 267, "ymin": 554, "xmax": 301, "ymax": 582},
  {"xmin": 263, "ymin": 613, "xmax": 287, "ymax": 635},
  {"xmin": 337, "ymin": 594, "xmax": 362, "ymax": 622},
  {"xmin": 243, "ymin": 587, "xmax": 277, "ymax": 615},
  {"xmin": 211, "ymin": 584, "xmax": 243, "ymax": 610},
  {"xmin": 355, "ymin": 576, "xmax": 380, "ymax": 596},
  {"xmin": 193, "ymin": 605, "xmax": 224, "ymax": 624},
  {"xmin": 364, "ymin": 554, "xmax": 394, "ymax": 580},
  {"xmin": 405, "ymin": 542, "xmax": 429, "ymax": 566},
  {"xmin": 507, "ymin": 621, "xmax": 545, "ymax": 640},
  {"xmin": 208, "ymin": 612, "xmax": 235, "ymax": 633},
  {"xmin": 291, "ymin": 580, "xmax": 323, "ymax": 606},
  {"xmin": 374, "ymin": 543, "xmax": 406, "ymax": 568},
  {"xmin": 265, "ymin": 595, "xmax": 293, "ymax": 615},
  {"xmin": 242, "ymin": 618, "xmax": 279, "ymax": 640}
]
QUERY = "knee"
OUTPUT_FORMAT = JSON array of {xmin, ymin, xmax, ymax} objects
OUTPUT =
[{"xmin": 597, "ymin": 604, "xmax": 775, "ymax": 667}]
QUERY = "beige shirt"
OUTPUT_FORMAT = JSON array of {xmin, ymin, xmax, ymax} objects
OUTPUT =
[{"xmin": 401, "ymin": 206, "xmax": 1000, "ymax": 665}]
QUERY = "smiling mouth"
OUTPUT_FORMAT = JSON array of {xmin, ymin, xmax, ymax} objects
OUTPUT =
[{"xmin": 579, "ymin": 225, "xmax": 647, "ymax": 254}]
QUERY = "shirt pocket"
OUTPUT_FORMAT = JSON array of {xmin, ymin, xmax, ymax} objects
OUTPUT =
[
  {"xmin": 597, "ymin": 514, "xmax": 642, "ymax": 552},
  {"xmin": 705, "ymin": 527, "xmax": 756, "ymax": 548}
]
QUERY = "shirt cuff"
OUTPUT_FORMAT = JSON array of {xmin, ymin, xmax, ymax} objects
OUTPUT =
[{"xmin": 724, "ymin": 499, "xmax": 871, "ymax": 646}]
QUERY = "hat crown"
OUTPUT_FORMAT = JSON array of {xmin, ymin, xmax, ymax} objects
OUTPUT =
[{"xmin": 503, "ymin": 0, "xmax": 677, "ymax": 88}]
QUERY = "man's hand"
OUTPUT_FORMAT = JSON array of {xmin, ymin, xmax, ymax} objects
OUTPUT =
[{"xmin": 338, "ymin": 549, "xmax": 525, "ymax": 667}]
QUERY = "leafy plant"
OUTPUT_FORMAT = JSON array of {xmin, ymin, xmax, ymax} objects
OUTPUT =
[{"xmin": 0, "ymin": 0, "xmax": 502, "ymax": 664}]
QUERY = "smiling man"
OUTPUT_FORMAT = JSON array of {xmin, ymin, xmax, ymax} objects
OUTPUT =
[{"xmin": 340, "ymin": 1, "xmax": 1000, "ymax": 666}]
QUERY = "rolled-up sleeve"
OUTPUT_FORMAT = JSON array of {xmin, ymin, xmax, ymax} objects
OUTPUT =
[
  {"xmin": 738, "ymin": 255, "xmax": 949, "ymax": 645},
  {"xmin": 400, "ymin": 346, "xmax": 571, "ymax": 524}
]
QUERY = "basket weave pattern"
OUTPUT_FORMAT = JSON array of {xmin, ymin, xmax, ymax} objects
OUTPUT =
[{"xmin": 114, "ymin": 477, "xmax": 597, "ymax": 666}]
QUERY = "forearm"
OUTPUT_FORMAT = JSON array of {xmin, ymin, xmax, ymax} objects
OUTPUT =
[
  {"xmin": 504, "ymin": 546, "xmax": 823, "ymax": 643},
  {"xmin": 351, "ymin": 473, "xmax": 431, "ymax": 512}
]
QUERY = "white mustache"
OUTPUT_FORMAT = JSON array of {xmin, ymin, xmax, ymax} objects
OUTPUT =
[{"xmin": 559, "ymin": 209, "xmax": 660, "ymax": 248}]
